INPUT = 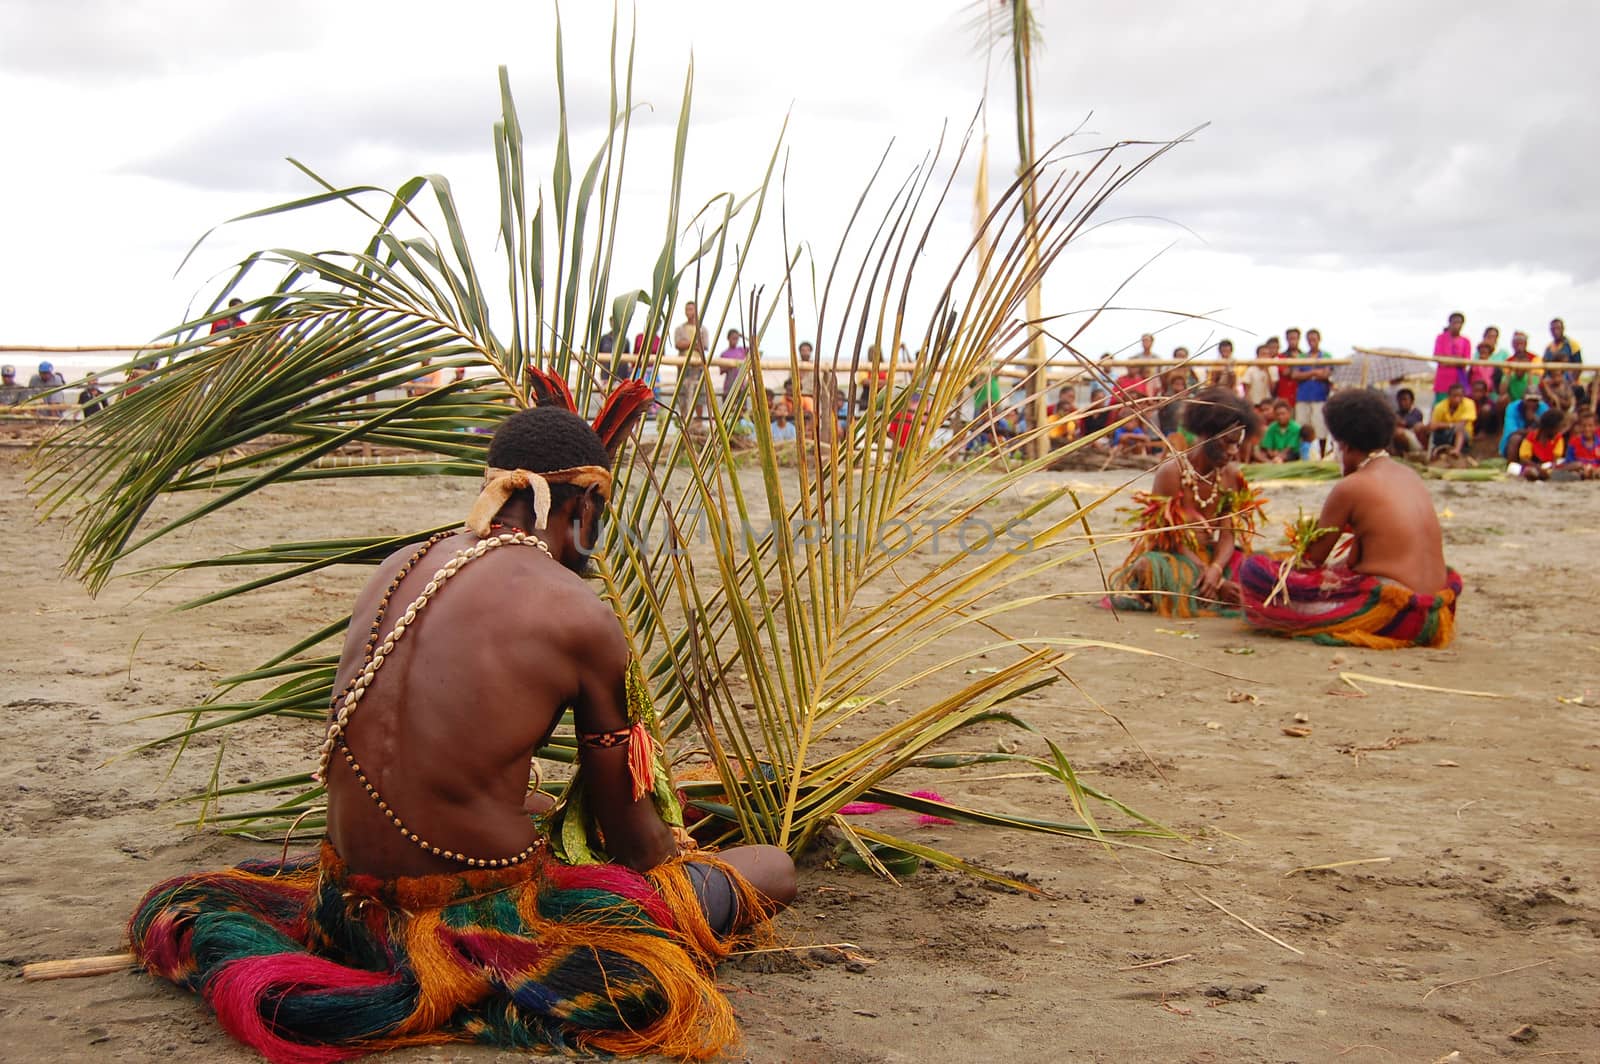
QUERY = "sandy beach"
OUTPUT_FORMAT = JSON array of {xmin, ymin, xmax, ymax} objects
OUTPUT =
[{"xmin": 3, "ymin": 452, "xmax": 1597, "ymax": 1063}]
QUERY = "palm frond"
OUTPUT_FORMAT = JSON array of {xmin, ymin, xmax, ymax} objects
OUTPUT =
[{"xmin": 34, "ymin": 14, "xmax": 1192, "ymax": 882}]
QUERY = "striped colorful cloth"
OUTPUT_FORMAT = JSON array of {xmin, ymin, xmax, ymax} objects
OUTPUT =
[
  {"xmin": 129, "ymin": 843, "xmax": 766, "ymax": 1063},
  {"xmin": 1105, "ymin": 549, "xmax": 1244, "ymax": 618},
  {"xmin": 1102, "ymin": 486, "xmax": 1265, "ymax": 619},
  {"xmin": 1239, "ymin": 554, "xmax": 1463, "ymax": 649}
]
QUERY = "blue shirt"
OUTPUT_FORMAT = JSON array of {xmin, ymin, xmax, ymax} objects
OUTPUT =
[
  {"xmin": 1499, "ymin": 398, "xmax": 1549, "ymax": 456},
  {"xmin": 1295, "ymin": 353, "xmax": 1331, "ymax": 403}
]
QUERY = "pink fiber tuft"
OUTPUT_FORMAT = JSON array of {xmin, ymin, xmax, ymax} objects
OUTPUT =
[
  {"xmin": 205, "ymin": 953, "xmax": 397, "ymax": 1064},
  {"xmin": 837, "ymin": 801, "xmax": 892, "ymax": 816},
  {"xmin": 840, "ymin": 790, "xmax": 954, "ymax": 825},
  {"xmin": 546, "ymin": 861, "xmax": 675, "ymax": 926}
]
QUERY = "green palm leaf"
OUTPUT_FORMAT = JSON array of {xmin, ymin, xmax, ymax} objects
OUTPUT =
[{"xmin": 34, "ymin": 14, "xmax": 1190, "ymax": 880}]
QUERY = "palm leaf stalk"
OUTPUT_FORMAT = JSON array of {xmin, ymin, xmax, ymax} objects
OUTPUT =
[{"xmin": 33, "ymin": 17, "xmax": 1194, "ymax": 885}]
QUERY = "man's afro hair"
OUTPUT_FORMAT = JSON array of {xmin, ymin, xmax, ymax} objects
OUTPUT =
[
  {"xmin": 1323, "ymin": 389, "xmax": 1396, "ymax": 453},
  {"xmin": 487, "ymin": 407, "xmax": 612, "ymax": 506}
]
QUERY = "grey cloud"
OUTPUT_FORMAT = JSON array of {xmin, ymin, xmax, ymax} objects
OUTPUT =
[
  {"xmin": 0, "ymin": 0, "xmax": 308, "ymax": 79},
  {"xmin": 968, "ymin": 0, "xmax": 1600, "ymax": 281},
  {"xmin": 122, "ymin": 68, "xmax": 615, "ymax": 192}
]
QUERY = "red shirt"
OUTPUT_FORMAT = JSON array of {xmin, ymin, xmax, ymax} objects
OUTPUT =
[
  {"xmin": 887, "ymin": 409, "xmax": 917, "ymax": 447},
  {"xmin": 1273, "ymin": 352, "xmax": 1299, "ymax": 403},
  {"xmin": 1569, "ymin": 431, "xmax": 1600, "ymax": 465}
]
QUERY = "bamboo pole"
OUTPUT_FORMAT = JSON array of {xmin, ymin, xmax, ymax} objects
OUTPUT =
[
  {"xmin": 22, "ymin": 952, "xmax": 138, "ymax": 981},
  {"xmin": 0, "ymin": 345, "xmax": 155, "ymax": 353}
]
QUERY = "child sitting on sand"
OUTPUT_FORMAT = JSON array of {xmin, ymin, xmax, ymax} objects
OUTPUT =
[
  {"xmin": 1259, "ymin": 399, "xmax": 1300, "ymax": 462},
  {"xmin": 1517, "ymin": 408, "xmax": 1568, "ymax": 480},
  {"xmin": 1393, "ymin": 388, "xmax": 1425, "ymax": 453},
  {"xmin": 1566, "ymin": 407, "xmax": 1599, "ymax": 478}
]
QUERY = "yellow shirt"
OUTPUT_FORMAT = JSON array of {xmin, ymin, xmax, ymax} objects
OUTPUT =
[{"xmin": 1430, "ymin": 397, "xmax": 1476, "ymax": 426}]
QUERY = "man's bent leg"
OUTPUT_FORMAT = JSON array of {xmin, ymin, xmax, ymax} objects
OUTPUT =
[{"xmin": 716, "ymin": 844, "xmax": 798, "ymax": 910}]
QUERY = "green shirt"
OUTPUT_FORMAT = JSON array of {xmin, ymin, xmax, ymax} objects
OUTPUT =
[
  {"xmin": 1262, "ymin": 419, "xmax": 1301, "ymax": 453},
  {"xmin": 975, "ymin": 376, "xmax": 1002, "ymax": 407}
]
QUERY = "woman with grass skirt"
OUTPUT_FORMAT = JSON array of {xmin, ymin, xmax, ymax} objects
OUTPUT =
[{"xmin": 1104, "ymin": 388, "xmax": 1265, "ymax": 618}]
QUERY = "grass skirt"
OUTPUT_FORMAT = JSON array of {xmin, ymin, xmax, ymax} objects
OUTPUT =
[
  {"xmin": 1239, "ymin": 555, "xmax": 1463, "ymax": 649},
  {"xmin": 129, "ymin": 843, "xmax": 767, "ymax": 1063},
  {"xmin": 1105, "ymin": 550, "xmax": 1243, "ymax": 618}
]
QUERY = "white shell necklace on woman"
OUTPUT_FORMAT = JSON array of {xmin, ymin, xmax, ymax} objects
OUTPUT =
[
  {"xmin": 1180, "ymin": 458, "xmax": 1220, "ymax": 507},
  {"xmin": 1355, "ymin": 449, "xmax": 1389, "ymax": 472}
]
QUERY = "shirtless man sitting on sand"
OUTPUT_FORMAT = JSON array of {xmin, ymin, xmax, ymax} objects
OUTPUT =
[
  {"xmin": 1240, "ymin": 389, "xmax": 1463, "ymax": 649},
  {"xmin": 326, "ymin": 405, "xmax": 796, "ymax": 905},
  {"xmin": 130, "ymin": 399, "xmax": 797, "ymax": 1061}
]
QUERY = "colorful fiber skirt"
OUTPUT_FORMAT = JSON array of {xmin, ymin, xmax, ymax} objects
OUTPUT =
[
  {"xmin": 1239, "ymin": 555, "xmax": 1463, "ymax": 649},
  {"xmin": 129, "ymin": 843, "xmax": 767, "ymax": 1063},
  {"xmin": 1104, "ymin": 549, "xmax": 1243, "ymax": 618}
]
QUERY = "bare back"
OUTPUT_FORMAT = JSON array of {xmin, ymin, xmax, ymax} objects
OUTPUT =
[
  {"xmin": 1317, "ymin": 459, "xmax": 1448, "ymax": 594},
  {"xmin": 325, "ymin": 530, "xmax": 665, "ymax": 877}
]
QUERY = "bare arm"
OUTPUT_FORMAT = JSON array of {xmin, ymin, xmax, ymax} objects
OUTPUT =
[
  {"xmin": 572, "ymin": 609, "xmax": 675, "ymax": 872},
  {"xmin": 1303, "ymin": 480, "xmax": 1354, "ymax": 568}
]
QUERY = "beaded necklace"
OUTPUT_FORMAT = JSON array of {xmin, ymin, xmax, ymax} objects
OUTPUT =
[
  {"xmin": 1179, "ymin": 459, "xmax": 1220, "ymax": 509},
  {"xmin": 1355, "ymin": 449, "xmax": 1389, "ymax": 472},
  {"xmin": 316, "ymin": 526, "xmax": 554, "ymax": 869}
]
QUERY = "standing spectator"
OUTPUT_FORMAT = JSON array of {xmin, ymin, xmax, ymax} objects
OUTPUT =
[
  {"xmin": 1482, "ymin": 325, "xmax": 1508, "ymax": 391},
  {"xmin": 1544, "ymin": 317, "xmax": 1582, "ymax": 387},
  {"xmin": 1259, "ymin": 400, "xmax": 1302, "ymax": 462},
  {"xmin": 209, "ymin": 298, "xmax": 247, "ymax": 335},
  {"xmin": 1468, "ymin": 340, "xmax": 1497, "ymax": 393},
  {"xmin": 27, "ymin": 360, "xmax": 68, "ymax": 415},
  {"xmin": 597, "ymin": 328, "xmax": 631, "ymax": 382},
  {"xmin": 405, "ymin": 358, "xmax": 445, "ymax": 398},
  {"xmin": 717, "ymin": 329, "xmax": 747, "ymax": 402},
  {"xmin": 78, "ymin": 373, "xmax": 108, "ymax": 417},
  {"xmin": 1272, "ymin": 332, "xmax": 1298, "ymax": 406},
  {"xmin": 1542, "ymin": 315, "xmax": 1580, "ymax": 406},
  {"xmin": 28, "ymin": 360, "xmax": 66, "ymax": 394},
  {"xmin": 1425, "ymin": 381, "xmax": 1476, "ymax": 461},
  {"xmin": 1483, "ymin": 325, "xmax": 1507, "ymax": 362},
  {"xmin": 972, "ymin": 366, "xmax": 1004, "ymax": 422},
  {"xmin": 1242, "ymin": 343, "xmax": 1274, "ymax": 406},
  {"xmin": 672, "ymin": 301, "xmax": 710, "ymax": 425},
  {"xmin": 1135, "ymin": 332, "xmax": 1156, "ymax": 362},
  {"xmin": 0, "ymin": 365, "xmax": 23, "ymax": 405},
  {"xmin": 1499, "ymin": 331, "xmax": 1538, "ymax": 403},
  {"xmin": 1432, "ymin": 312, "xmax": 1471, "ymax": 405},
  {"xmin": 1206, "ymin": 338, "xmax": 1239, "ymax": 394},
  {"xmin": 1290, "ymin": 327, "xmax": 1333, "ymax": 455},
  {"xmin": 631, "ymin": 328, "xmax": 664, "ymax": 359},
  {"xmin": 790, "ymin": 341, "xmax": 819, "ymax": 424}
]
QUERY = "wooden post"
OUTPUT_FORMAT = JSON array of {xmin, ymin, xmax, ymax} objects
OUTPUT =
[{"xmin": 22, "ymin": 952, "xmax": 138, "ymax": 981}]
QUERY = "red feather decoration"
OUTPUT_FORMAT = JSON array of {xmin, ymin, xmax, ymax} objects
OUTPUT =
[
  {"xmin": 526, "ymin": 367, "xmax": 577, "ymax": 413},
  {"xmin": 591, "ymin": 379, "xmax": 655, "ymax": 460}
]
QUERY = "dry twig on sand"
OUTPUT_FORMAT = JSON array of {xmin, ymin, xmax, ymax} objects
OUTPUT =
[
  {"xmin": 1422, "ymin": 959, "xmax": 1551, "ymax": 1001},
  {"xmin": 1191, "ymin": 890, "xmax": 1305, "ymax": 956},
  {"xmin": 1284, "ymin": 856, "xmax": 1393, "ymax": 876},
  {"xmin": 1115, "ymin": 953, "xmax": 1194, "ymax": 972}
]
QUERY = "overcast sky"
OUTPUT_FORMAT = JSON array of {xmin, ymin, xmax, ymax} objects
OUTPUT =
[{"xmin": 2, "ymin": 0, "xmax": 1595, "ymax": 370}]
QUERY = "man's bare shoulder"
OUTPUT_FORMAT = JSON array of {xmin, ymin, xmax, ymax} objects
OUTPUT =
[{"xmin": 497, "ymin": 561, "xmax": 627, "ymax": 660}]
